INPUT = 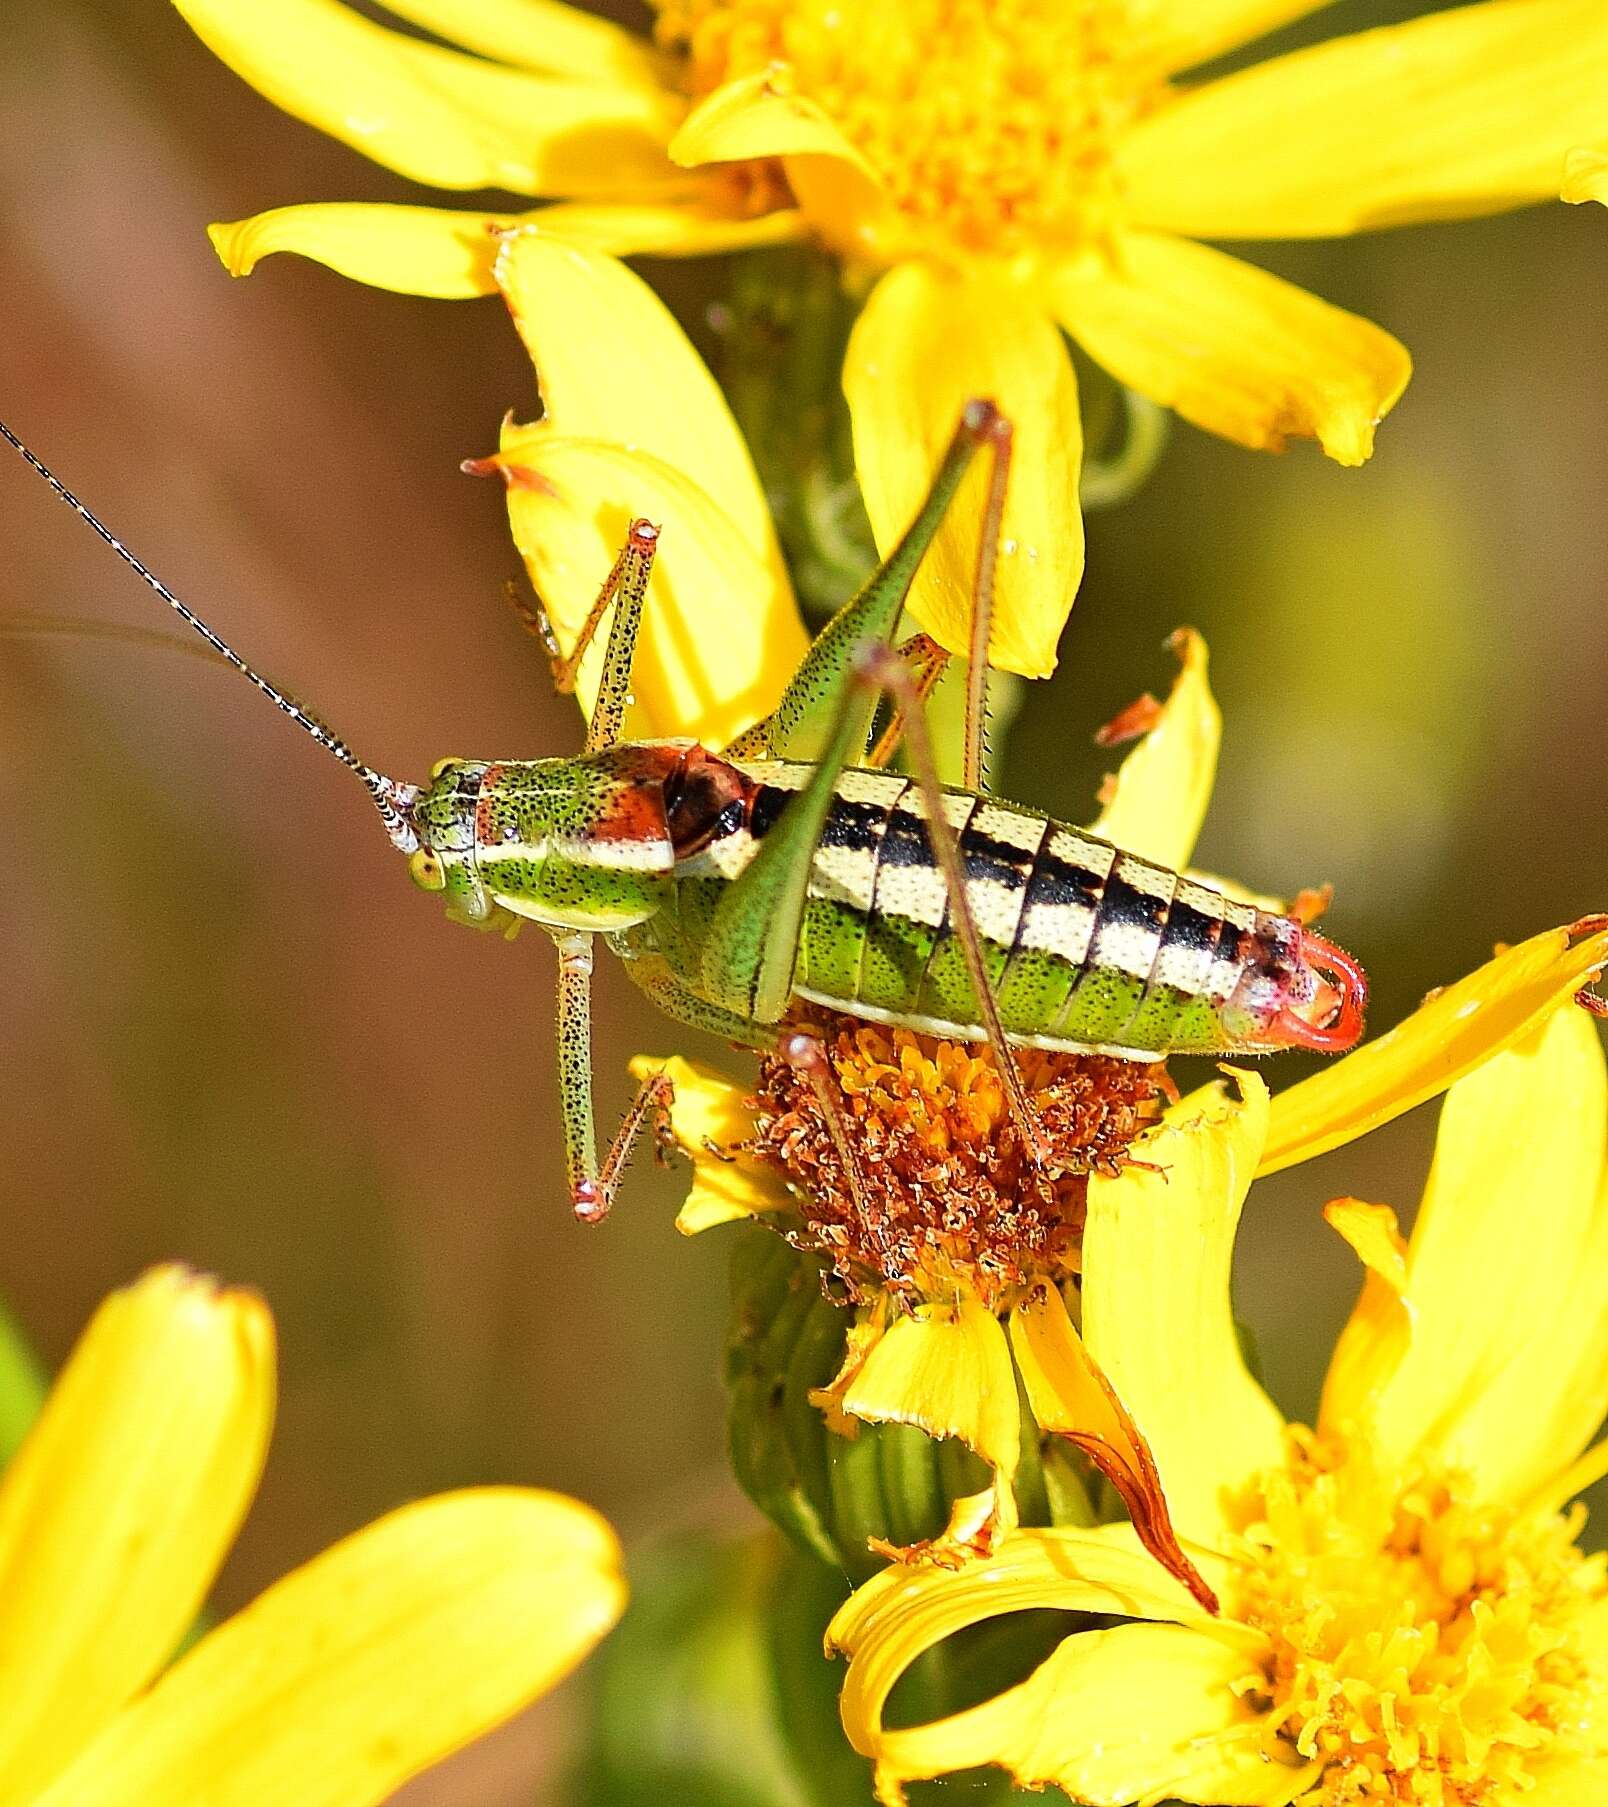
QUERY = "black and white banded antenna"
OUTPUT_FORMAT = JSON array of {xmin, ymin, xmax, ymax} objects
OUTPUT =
[{"xmin": 0, "ymin": 418, "xmax": 420, "ymax": 851}]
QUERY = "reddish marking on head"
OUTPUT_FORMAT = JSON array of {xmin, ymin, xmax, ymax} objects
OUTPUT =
[
  {"xmin": 474, "ymin": 763, "xmax": 507, "ymax": 847},
  {"xmin": 1271, "ymin": 929, "xmax": 1368, "ymax": 1053}
]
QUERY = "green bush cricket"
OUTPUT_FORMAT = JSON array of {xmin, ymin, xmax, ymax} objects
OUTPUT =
[{"xmin": 0, "ymin": 403, "xmax": 1366, "ymax": 1223}]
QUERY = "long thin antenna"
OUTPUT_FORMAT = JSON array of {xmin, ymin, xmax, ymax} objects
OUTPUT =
[{"xmin": 0, "ymin": 419, "xmax": 419, "ymax": 850}]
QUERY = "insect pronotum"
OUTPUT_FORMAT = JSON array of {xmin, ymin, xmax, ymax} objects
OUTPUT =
[{"xmin": 1, "ymin": 404, "xmax": 1367, "ymax": 1221}]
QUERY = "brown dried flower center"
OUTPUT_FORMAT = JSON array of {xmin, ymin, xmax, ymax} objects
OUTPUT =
[{"xmin": 747, "ymin": 1012, "xmax": 1161, "ymax": 1306}]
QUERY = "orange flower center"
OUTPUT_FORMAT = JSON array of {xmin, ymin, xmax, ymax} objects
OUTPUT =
[
  {"xmin": 653, "ymin": 0, "xmax": 1166, "ymax": 259},
  {"xmin": 746, "ymin": 1011, "xmax": 1160, "ymax": 1305},
  {"xmin": 1239, "ymin": 1440, "xmax": 1608, "ymax": 1805}
]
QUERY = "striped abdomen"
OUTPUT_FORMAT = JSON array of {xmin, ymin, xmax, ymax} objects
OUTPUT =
[{"xmin": 658, "ymin": 760, "xmax": 1361, "ymax": 1058}]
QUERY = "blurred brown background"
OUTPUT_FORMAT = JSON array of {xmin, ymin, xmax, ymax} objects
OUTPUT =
[{"xmin": 2, "ymin": 2, "xmax": 1606, "ymax": 1800}]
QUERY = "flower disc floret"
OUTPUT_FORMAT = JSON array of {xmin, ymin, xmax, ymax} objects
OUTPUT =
[{"xmin": 1241, "ymin": 1439, "xmax": 1606, "ymax": 1805}]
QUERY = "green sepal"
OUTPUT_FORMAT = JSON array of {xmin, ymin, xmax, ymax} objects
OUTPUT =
[{"xmin": 725, "ymin": 1228, "xmax": 1094, "ymax": 1583}]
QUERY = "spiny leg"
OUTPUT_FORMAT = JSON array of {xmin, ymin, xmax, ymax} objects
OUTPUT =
[
  {"xmin": 511, "ymin": 518, "xmax": 659, "ymax": 753},
  {"xmin": 963, "ymin": 410, "xmax": 1013, "ymax": 797}
]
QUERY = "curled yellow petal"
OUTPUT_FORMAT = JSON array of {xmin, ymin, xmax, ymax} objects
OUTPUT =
[
  {"xmin": 1346, "ymin": 1005, "xmax": 1608, "ymax": 1503},
  {"xmin": 1082, "ymin": 1075, "xmax": 1286, "ymax": 1550},
  {"xmin": 1121, "ymin": 0, "xmax": 1608, "ymax": 238},
  {"xmin": 31, "ymin": 1489, "xmax": 624, "ymax": 1807},
  {"xmin": 844, "ymin": 263, "xmax": 1083, "ymax": 679},
  {"xmin": 1316, "ymin": 1198, "xmax": 1412, "ymax": 1446},
  {"xmin": 482, "ymin": 429, "xmax": 803, "ymax": 744},
  {"xmin": 1010, "ymin": 1285, "xmax": 1219, "ymax": 1614},
  {"xmin": 493, "ymin": 231, "xmax": 792, "ymax": 596},
  {"xmin": 670, "ymin": 66, "xmax": 877, "ymax": 180},
  {"xmin": 1563, "ymin": 146, "xmax": 1608, "ymax": 205},
  {"xmin": 172, "ymin": 0, "xmax": 677, "ymax": 195},
  {"xmin": 627, "ymin": 1054, "xmax": 791, "ymax": 1233},
  {"xmin": 0, "ymin": 1266, "xmax": 273, "ymax": 1803},
  {"xmin": 1259, "ymin": 916, "xmax": 1608, "ymax": 1175},
  {"xmin": 210, "ymin": 204, "xmax": 524, "ymax": 297},
  {"xmin": 866, "ymin": 1621, "xmax": 1301, "ymax": 1807},
  {"xmin": 829, "ymin": 1522, "xmax": 1252, "ymax": 1801},
  {"xmin": 1087, "ymin": 628, "xmax": 1220, "ymax": 871},
  {"xmin": 1053, "ymin": 233, "xmax": 1410, "ymax": 466},
  {"xmin": 836, "ymin": 1296, "xmax": 1020, "ymax": 1481}
]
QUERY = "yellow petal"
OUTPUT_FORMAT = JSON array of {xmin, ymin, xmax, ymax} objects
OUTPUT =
[
  {"xmin": 210, "ymin": 204, "xmax": 524, "ymax": 297},
  {"xmin": 375, "ymin": 0, "xmax": 668, "ymax": 89},
  {"xmin": 626, "ymin": 1054, "xmax": 792, "ymax": 1233},
  {"xmin": 1011, "ymin": 1285, "xmax": 1220, "ymax": 1614},
  {"xmin": 1259, "ymin": 917, "xmax": 1608, "ymax": 1175},
  {"xmin": 172, "ymin": 0, "xmax": 677, "ymax": 195},
  {"xmin": 484, "ymin": 429, "xmax": 803, "ymax": 743},
  {"xmin": 522, "ymin": 195, "xmax": 806, "ymax": 256},
  {"xmin": 838, "ymin": 1296, "xmax": 1020, "ymax": 1479},
  {"xmin": 1150, "ymin": 0, "xmax": 1339, "ymax": 75},
  {"xmin": 869, "ymin": 1622, "xmax": 1304, "ymax": 1807},
  {"xmin": 1082, "ymin": 1075, "xmax": 1287, "ymax": 1549},
  {"xmin": 0, "ymin": 1267, "xmax": 273, "ymax": 1805},
  {"xmin": 494, "ymin": 230, "xmax": 790, "ymax": 594},
  {"xmin": 1087, "ymin": 628, "xmax": 1220, "ymax": 870},
  {"xmin": 844, "ymin": 263, "xmax": 1083, "ymax": 679},
  {"xmin": 829, "ymin": 1522, "xmax": 1257, "ymax": 1800},
  {"xmin": 31, "ymin": 1488, "xmax": 624, "ymax": 1807},
  {"xmin": 1052, "ymin": 233, "xmax": 1410, "ymax": 466},
  {"xmin": 1317, "ymin": 1199, "xmax": 1412, "ymax": 1451},
  {"xmin": 1562, "ymin": 146, "xmax": 1608, "ymax": 205},
  {"xmin": 670, "ymin": 65, "xmax": 878, "ymax": 181},
  {"xmin": 1120, "ymin": 0, "xmax": 1608, "ymax": 238},
  {"xmin": 1336, "ymin": 1005, "xmax": 1608, "ymax": 1502}
]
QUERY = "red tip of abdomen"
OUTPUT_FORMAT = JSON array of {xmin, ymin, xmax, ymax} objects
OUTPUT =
[{"xmin": 1270, "ymin": 929, "xmax": 1368, "ymax": 1053}]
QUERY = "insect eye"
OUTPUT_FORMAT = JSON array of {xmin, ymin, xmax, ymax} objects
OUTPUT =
[{"xmin": 409, "ymin": 847, "xmax": 446, "ymax": 892}]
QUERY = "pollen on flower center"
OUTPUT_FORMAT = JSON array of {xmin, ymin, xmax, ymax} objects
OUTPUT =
[
  {"xmin": 1238, "ymin": 1440, "xmax": 1608, "ymax": 1806},
  {"xmin": 745, "ymin": 1011, "xmax": 1161, "ymax": 1305},
  {"xmin": 654, "ymin": 0, "xmax": 1165, "ymax": 256}
]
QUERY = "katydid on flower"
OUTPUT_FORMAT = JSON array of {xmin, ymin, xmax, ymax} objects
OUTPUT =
[{"xmin": 0, "ymin": 403, "xmax": 1366, "ymax": 1222}]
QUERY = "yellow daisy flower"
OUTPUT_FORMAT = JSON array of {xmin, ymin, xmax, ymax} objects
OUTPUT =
[
  {"xmin": 177, "ymin": 0, "xmax": 1606, "ymax": 673},
  {"xmin": 0, "ymin": 1264, "xmax": 624, "ymax": 1807},
  {"xmin": 828, "ymin": 996, "xmax": 1608, "ymax": 1807},
  {"xmin": 632, "ymin": 620, "xmax": 1608, "ymax": 1604}
]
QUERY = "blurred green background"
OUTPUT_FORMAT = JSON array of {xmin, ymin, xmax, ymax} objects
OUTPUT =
[{"xmin": 2, "ymin": 1, "xmax": 1606, "ymax": 1800}]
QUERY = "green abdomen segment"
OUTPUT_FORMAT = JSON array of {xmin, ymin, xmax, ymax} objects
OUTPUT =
[{"xmin": 715, "ymin": 764, "xmax": 1255, "ymax": 1057}]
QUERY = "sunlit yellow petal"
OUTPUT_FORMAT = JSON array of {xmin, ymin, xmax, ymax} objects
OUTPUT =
[
  {"xmin": 210, "ymin": 204, "xmax": 525, "ymax": 297},
  {"xmin": 1150, "ymin": 0, "xmax": 1339, "ymax": 75},
  {"xmin": 483, "ymin": 429, "xmax": 802, "ymax": 743},
  {"xmin": 526, "ymin": 195, "xmax": 806, "ymax": 256},
  {"xmin": 1341, "ymin": 1006, "xmax": 1608, "ymax": 1502},
  {"xmin": 31, "ymin": 1488, "xmax": 623, "ymax": 1807},
  {"xmin": 844, "ymin": 263, "xmax": 1083, "ymax": 679},
  {"xmin": 376, "ymin": 0, "xmax": 668, "ymax": 89},
  {"xmin": 1563, "ymin": 146, "xmax": 1608, "ymax": 205},
  {"xmin": 1011, "ymin": 1285, "xmax": 1219, "ymax": 1614},
  {"xmin": 1121, "ymin": 0, "xmax": 1608, "ymax": 238},
  {"xmin": 1088, "ymin": 628, "xmax": 1219, "ymax": 870},
  {"xmin": 838, "ymin": 1296, "xmax": 1019, "ymax": 1479},
  {"xmin": 1052, "ymin": 234, "xmax": 1409, "ymax": 466},
  {"xmin": 171, "ymin": 0, "xmax": 677, "ymax": 195},
  {"xmin": 1317, "ymin": 1198, "xmax": 1412, "ymax": 1446},
  {"xmin": 494, "ymin": 230, "xmax": 789, "ymax": 589},
  {"xmin": 670, "ymin": 66, "xmax": 878, "ymax": 180},
  {"xmin": 1082, "ymin": 1074, "xmax": 1286, "ymax": 1548},
  {"xmin": 627, "ymin": 1054, "xmax": 791, "ymax": 1233},
  {"xmin": 0, "ymin": 1267, "xmax": 273, "ymax": 1805},
  {"xmin": 830, "ymin": 1522, "xmax": 1254, "ymax": 1797},
  {"xmin": 871, "ymin": 1622, "xmax": 1304, "ymax": 1807},
  {"xmin": 1260, "ymin": 917, "xmax": 1608, "ymax": 1175}
]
